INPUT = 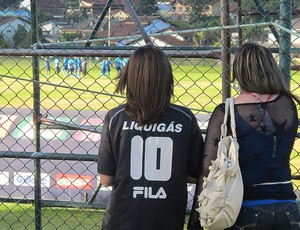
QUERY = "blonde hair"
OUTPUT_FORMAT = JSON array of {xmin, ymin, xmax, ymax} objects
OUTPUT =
[{"xmin": 233, "ymin": 43, "xmax": 300, "ymax": 103}]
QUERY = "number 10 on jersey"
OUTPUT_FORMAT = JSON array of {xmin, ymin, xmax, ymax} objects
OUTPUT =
[{"xmin": 130, "ymin": 136, "xmax": 173, "ymax": 182}]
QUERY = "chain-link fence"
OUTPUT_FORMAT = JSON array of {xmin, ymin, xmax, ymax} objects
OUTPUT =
[{"xmin": 0, "ymin": 0, "xmax": 300, "ymax": 229}]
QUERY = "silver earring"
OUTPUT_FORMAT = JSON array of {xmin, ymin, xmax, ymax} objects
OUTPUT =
[{"xmin": 233, "ymin": 82, "xmax": 240, "ymax": 91}]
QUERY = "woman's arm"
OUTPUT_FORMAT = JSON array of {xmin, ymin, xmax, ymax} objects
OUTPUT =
[
  {"xmin": 99, "ymin": 174, "xmax": 115, "ymax": 187},
  {"xmin": 187, "ymin": 175, "xmax": 197, "ymax": 184},
  {"xmin": 201, "ymin": 103, "xmax": 225, "ymax": 178},
  {"xmin": 187, "ymin": 103, "xmax": 225, "ymax": 230}
]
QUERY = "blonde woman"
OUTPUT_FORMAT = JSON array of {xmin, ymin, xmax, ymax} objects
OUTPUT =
[{"xmin": 189, "ymin": 43, "xmax": 300, "ymax": 230}]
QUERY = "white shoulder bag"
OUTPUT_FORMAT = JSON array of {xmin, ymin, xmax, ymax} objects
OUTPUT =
[{"xmin": 197, "ymin": 97, "xmax": 243, "ymax": 230}]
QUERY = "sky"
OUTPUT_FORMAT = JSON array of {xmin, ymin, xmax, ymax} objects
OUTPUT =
[{"xmin": 20, "ymin": 0, "xmax": 30, "ymax": 10}]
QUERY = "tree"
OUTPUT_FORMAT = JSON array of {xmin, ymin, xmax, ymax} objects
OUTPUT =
[
  {"xmin": 187, "ymin": 0, "xmax": 211, "ymax": 24},
  {"xmin": 242, "ymin": 0, "xmax": 300, "ymax": 11},
  {"xmin": 135, "ymin": 0, "xmax": 157, "ymax": 16},
  {"xmin": 192, "ymin": 17, "xmax": 221, "ymax": 46},
  {"xmin": 240, "ymin": 0, "xmax": 300, "ymax": 43},
  {"xmin": 192, "ymin": 32, "xmax": 204, "ymax": 46},
  {"xmin": 13, "ymin": 25, "xmax": 30, "ymax": 48},
  {"xmin": 66, "ymin": 9, "xmax": 82, "ymax": 23},
  {"xmin": 23, "ymin": 28, "xmax": 42, "ymax": 47},
  {"xmin": 36, "ymin": 10, "xmax": 52, "ymax": 24},
  {"xmin": 0, "ymin": 34, "xmax": 9, "ymax": 48},
  {"xmin": 65, "ymin": 0, "xmax": 80, "ymax": 8},
  {"xmin": 59, "ymin": 32, "xmax": 81, "ymax": 42}
]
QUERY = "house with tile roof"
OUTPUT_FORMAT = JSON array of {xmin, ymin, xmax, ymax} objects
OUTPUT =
[
  {"xmin": 16, "ymin": 7, "xmax": 31, "ymax": 21},
  {"xmin": 97, "ymin": 16, "xmax": 170, "ymax": 45},
  {"xmin": 110, "ymin": 9, "xmax": 131, "ymax": 22},
  {"xmin": 169, "ymin": 0, "xmax": 191, "ymax": 21},
  {"xmin": 118, "ymin": 27, "xmax": 194, "ymax": 47},
  {"xmin": 79, "ymin": 0, "xmax": 141, "ymax": 17},
  {"xmin": 0, "ymin": 16, "xmax": 30, "ymax": 46},
  {"xmin": 57, "ymin": 14, "xmax": 193, "ymax": 47},
  {"xmin": 41, "ymin": 19, "xmax": 71, "ymax": 42},
  {"xmin": 37, "ymin": 0, "xmax": 68, "ymax": 19},
  {"xmin": 100, "ymin": 16, "xmax": 193, "ymax": 46},
  {"xmin": 167, "ymin": 0, "xmax": 238, "ymax": 21},
  {"xmin": 57, "ymin": 18, "xmax": 100, "ymax": 43},
  {"xmin": 79, "ymin": 0, "xmax": 141, "ymax": 7},
  {"xmin": 0, "ymin": 7, "xmax": 30, "ymax": 21}
]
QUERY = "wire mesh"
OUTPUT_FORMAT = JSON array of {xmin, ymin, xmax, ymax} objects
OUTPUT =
[{"xmin": 0, "ymin": 0, "xmax": 299, "ymax": 229}]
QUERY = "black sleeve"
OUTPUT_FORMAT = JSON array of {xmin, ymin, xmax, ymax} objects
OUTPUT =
[
  {"xmin": 97, "ymin": 114, "xmax": 116, "ymax": 176},
  {"xmin": 187, "ymin": 114, "xmax": 204, "ymax": 178}
]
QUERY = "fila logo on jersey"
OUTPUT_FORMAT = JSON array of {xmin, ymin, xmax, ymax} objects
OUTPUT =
[{"xmin": 133, "ymin": 186, "xmax": 167, "ymax": 199}]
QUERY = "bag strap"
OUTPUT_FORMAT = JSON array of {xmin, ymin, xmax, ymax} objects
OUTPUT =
[
  {"xmin": 220, "ymin": 97, "xmax": 236, "ymax": 139},
  {"xmin": 228, "ymin": 97, "xmax": 237, "ymax": 139}
]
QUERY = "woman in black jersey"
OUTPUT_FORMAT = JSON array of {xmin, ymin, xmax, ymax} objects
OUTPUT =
[
  {"xmin": 98, "ymin": 45, "xmax": 204, "ymax": 230},
  {"xmin": 188, "ymin": 43, "xmax": 300, "ymax": 230}
]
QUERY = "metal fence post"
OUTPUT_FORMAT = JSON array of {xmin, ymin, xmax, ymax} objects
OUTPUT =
[
  {"xmin": 221, "ymin": 0, "xmax": 231, "ymax": 101},
  {"xmin": 30, "ymin": 0, "xmax": 42, "ymax": 229},
  {"xmin": 279, "ymin": 0, "xmax": 292, "ymax": 88}
]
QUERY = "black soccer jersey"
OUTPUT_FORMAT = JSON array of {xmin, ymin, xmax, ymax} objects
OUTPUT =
[{"xmin": 98, "ymin": 104, "xmax": 204, "ymax": 230}]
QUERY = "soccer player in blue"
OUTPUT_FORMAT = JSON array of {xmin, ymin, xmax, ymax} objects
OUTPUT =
[
  {"xmin": 63, "ymin": 57, "xmax": 69, "ymax": 76},
  {"xmin": 68, "ymin": 57, "xmax": 75, "ymax": 78},
  {"xmin": 44, "ymin": 56, "xmax": 50, "ymax": 77},
  {"xmin": 100, "ymin": 58, "xmax": 107, "ymax": 78},
  {"xmin": 98, "ymin": 45, "xmax": 204, "ymax": 230},
  {"xmin": 76, "ymin": 57, "xmax": 82, "ymax": 78},
  {"xmin": 106, "ymin": 58, "xmax": 111, "ymax": 78},
  {"xmin": 73, "ymin": 57, "xmax": 80, "ymax": 78},
  {"xmin": 53, "ymin": 57, "xmax": 60, "ymax": 77},
  {"xmin": 114, "ymin": 57, "xmax": 123, "ymax": 74}
]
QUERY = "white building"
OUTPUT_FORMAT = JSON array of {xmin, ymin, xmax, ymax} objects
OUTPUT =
[{"xmin": 0, "ymin": 16, "xmax": 31, "ymax": 46}]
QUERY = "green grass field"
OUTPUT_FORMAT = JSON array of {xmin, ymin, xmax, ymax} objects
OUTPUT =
[
  {"xmin": 0, "ymin": 57, "xmax": 225, "ymax": 113},
  {"xmin": 0, "ymin": 203, "xmax": 194, "ymax": 229},
  {"xmin": 0, "ymin": 203, "xmax": 105, "ymax": 229},
  {"xmin": 1, "ymin": 56, "xmax": 299, "ymax": 113}
]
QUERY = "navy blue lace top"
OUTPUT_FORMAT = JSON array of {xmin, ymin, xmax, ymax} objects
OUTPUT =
[{"xmin": 201, "ymin": 94, "xmax": 298, "ymax": 200}]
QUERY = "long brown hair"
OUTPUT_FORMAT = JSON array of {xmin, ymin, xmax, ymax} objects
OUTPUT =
[
  {"xmin": 232, "ymin": 43, "xmax": 300, "ymax": 104},
  {"xmin": 115, "ymin": 45, "xmax": 174, "ymax": 125}
]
